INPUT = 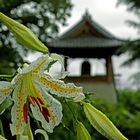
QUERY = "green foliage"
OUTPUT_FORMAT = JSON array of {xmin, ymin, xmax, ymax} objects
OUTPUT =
[
  {"xmin": 46, "ymin": 90, "xmax": 140, "ymax": 140},
  {"xmin": 93, "ymin": 90, "xmax": 140, "ymax": 140},
  {"xmin": 0, "ymin": 0, "xmax": 72, "ymax": 42},
  {"xmin": 0, "ymin": 0, "xmax": 72, "ymax": 74},
  {"xmin": 117, "ymin": 0, "xmax": 140, "ymax": 11},
  {"xmin": 117, "ymin": 0, "xmax": 140, "ymax": 65}
]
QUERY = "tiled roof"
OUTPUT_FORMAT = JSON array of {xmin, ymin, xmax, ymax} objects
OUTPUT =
[
  {"xmin": 60, "ymin": 11, "xmax": 116, "ymax": 39},
  {"xmin": 48, "ymin": 36, "xmax": 124, "ymax": 48},
  {"xmin": 48, "ymin": 11, "xmax": 125, "ymax": 49}
]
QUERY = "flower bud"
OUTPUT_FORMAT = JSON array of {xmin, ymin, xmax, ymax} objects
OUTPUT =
[
  {"xmin": 76, "ymin": 121, "xmax": 92, "ymax": 140},
  {"xmin": 0, "ymin": 12, "xmax": 49, "ymax": 54},
  {"xmin": 83, "ymin": 102, "xmax": 128, "ymax": 140},
  {"xmin": 0, "ymin": 135, "xmax": 7, "ymax": 140}
]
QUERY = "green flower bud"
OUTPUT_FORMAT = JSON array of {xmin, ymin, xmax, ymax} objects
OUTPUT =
[
  {"xmin": 0, "ymin": 135, "xmax": 7, "ymax": 140},
  {"xmin": 0, "ymin": 12, "xmax": 49, "ymax": 54},
  {"xmin": 76, "ymin": 121, "xmax": 92, "ymax": 140},
  {"xmin": 83, "ymin": 102, "xmax": 128, "ymax": 140}
]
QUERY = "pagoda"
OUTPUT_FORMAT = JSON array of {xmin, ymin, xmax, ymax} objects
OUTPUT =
[{"xmin": 48, "ymin": 11, "xmax": 124, "ymax": 103}]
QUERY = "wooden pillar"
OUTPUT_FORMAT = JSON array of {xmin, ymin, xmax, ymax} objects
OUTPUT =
[
  {"xmin": 64, "ymin": 57, "xmax": 68, "ymax": 71},
  {"xmin": 106, "ymin": 56, "xmax": 113, "ymax": 83}
]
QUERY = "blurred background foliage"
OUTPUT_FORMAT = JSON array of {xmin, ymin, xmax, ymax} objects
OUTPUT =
[
  {"xmin": 117, "ymin": 0, "xmax": 140, "ymax": 87},
  {"xmin": 117, "ymin": 0, "xmax": 140, "ymax": 65},
  {"xmin": 49, "ymin": 90, "xmax": 140, "ymax": 140},
  {"xmin": 0, "ymin": 0, "xmax": 72, "ymax": 74},
  {"xmin": 1, "ymin": 90, "xmax": 140, "ymax": 139}
]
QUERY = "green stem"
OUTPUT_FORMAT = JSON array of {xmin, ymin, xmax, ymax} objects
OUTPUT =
[
  {"xmin": 16, "ymin": 135, "xmax": 20, "ymax": 140},
  {"xmin": 0, "ymin": 120, "xmax": 5, "ymax": 137}
]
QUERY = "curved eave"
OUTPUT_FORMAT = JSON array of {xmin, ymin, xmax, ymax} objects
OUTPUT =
[
  {"xmin": 48, "ymin": 37, "xmax": 125, "ymax": 58},
  {"xmin": 60, "ymin": 12, "xmax": 116, "ymax": 39},
  {"xmin": 48, "ymin": 47, "xmax": 120, "ymax": 58},
  {"xmin": 48, "ymin": 37, "xmax": 124, "ymax": 48},
  {"xmin": 48, "ymin": 40, "xmax": 124, "ymax": 58}
]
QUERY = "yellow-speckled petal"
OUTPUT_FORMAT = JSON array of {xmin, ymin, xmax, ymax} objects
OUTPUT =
[
  {"xmin": 10, "ymin": 80, "xmax": 27, "ymax": 135},
  {"xmin": 0, "ymin": 81, "xmax": 13, "ymax": 104},
  {"xmin": 22, "ymin": 55, "xmax": 52, "ymax": 74},
  {"xmin": 30, "ymin": 78, "xmax": 62, "ymax": 132},
  {"xmin": 50, "ymin": 53, "xmax": 68, "ymax": 79},
  {"xmin": 39, "ymin": 74, "xmax": 85, "ymax": 100}
]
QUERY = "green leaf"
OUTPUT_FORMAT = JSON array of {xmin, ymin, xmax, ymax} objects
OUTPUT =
[
  {"xmin": 0, "ymin": 97, "xmax": 13, "ymax": 114},
  {"xmin": 76, "ymin": 121, "xmax": 92, "ymax": 140},
  {"xmin": 83, "ymin": 102, "xmax": 128, "ymax": 140},
  {"xmin": 0, "ymin": 12, "xmax": 49, "ymax": 54},
  {"xmin": 0, "ymin": 74, "xmax": 15, "ymax": 82}
]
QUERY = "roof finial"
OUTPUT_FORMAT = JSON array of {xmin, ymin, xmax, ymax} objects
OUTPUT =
[{"xmin": 83, "ymin": 9, "xmax": 91, "ymax": 20}]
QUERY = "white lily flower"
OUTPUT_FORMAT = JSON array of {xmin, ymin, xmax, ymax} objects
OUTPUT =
[{"xmin": 0, "ymin": 55, "xmax": 85, "ymax": 136}]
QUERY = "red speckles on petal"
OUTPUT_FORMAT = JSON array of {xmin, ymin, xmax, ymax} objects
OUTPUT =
[
  {"xmin": 42, "ymin": 107, "xmax": 50, "ymax": 122},
  {"xmin": 23, "ymin": 103, "xmax": 28, "ymax": 124}
]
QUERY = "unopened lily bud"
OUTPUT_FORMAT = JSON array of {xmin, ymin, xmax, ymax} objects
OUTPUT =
[
  {"xmin": 83, "ymin": 102, "xmax": 128, "ymax": 140},
  {"xmin": 76, "ymin": 121, "xmax": 91, "ymax": 140},
  {"xmin": 0, "ymin": 12, "xmax": 49, "ymax": 54},
  {"xmin": 0, "ymin": 135, "xmax": 7, "ymax": 140}
]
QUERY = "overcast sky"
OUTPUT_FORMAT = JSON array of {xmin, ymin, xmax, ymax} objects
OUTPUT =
[{"xmin": 60, "ymin": 0, "xmax": 138, "ymax": 39}]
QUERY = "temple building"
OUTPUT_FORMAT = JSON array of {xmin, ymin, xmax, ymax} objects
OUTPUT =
[{"xmin": 48, "ymin": 11, "xmax": 124, "ymax": 103}]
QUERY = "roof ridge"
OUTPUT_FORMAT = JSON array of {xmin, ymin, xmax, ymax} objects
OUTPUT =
[{"xmin": 59, "ymin": 11, "xmax": 117, "ymax": 40}]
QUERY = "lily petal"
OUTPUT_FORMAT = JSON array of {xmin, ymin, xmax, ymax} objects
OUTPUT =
[
  {"xmin": 10, "ymin": 80, "xmax": 28, "ymax": 135},
  {"xmin": 31, "ymin": 79, "xmax": 62, "ymax": 133},
  {"xmin": 50, "ymin": 53, "xmax": 68, "ymax": 79},
  {"xmin": 22, "ymin": 55, "xmax": 52, "ymax": 74},
  {"xmin": 39, "ymin": 74, "xmax": 85, "ymax": 100},
  {"xmin": 35, "ymin": 129, "xmax": 49, "ymax": 140},
  {"xmin": 0, "ymin": 81, "xmax": 13, "ymax": 104}
]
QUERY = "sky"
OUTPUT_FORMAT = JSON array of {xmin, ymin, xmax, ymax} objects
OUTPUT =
[
  {"xmin": 60, "ymin": 0, "xmax": 138, "ymax": 39},
  {"xmin": 28, "ymin": 0, "xmax": 140, "ymax": 88}
]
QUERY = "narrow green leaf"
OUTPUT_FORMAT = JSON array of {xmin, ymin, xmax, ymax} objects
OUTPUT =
[
  {"xmin": 0, "ymin": 74, "xmax": 15, "ymax": 81},
  {"xmin": 83, "ymin": 102, "xmax": 128, "ymax": 140},
  {"xmin": 0, "ymin": 120, "xmax": 5, "ymax": 138},
  {"xmin": 0, "ymin": 97, "xmax": 13, "ymax": 114},
  {"xmin": 76, "ymin": 121, "xmax": 92, "ymax": 140},
  {"xmin": 0, "ymin": 12, "xmax": 49, "ymax": 54}
]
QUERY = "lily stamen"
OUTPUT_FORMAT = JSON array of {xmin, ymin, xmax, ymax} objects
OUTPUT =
[
  {"xmin": 23, "ymin": 103, "xmax": 28, "ymax": 124},
  {"xmin": 28, "ymin": 96, "xmax": 36, "ymax": 106},
  {"xmin": 42, "ymin": 107, "xmax": 50, "ymax": 122}
]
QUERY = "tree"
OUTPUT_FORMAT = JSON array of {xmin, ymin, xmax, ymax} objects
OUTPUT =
[
  {"xmin": 117, "ymin": 0, "xmax": 140, "ymax": 86},
  {"xmin": 0, "ymin": 0, "xmax": 72, "ymax": 74},
  {"xmin": 117, "ymin": 0, "xmax": 140, "ymax": 65}
]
